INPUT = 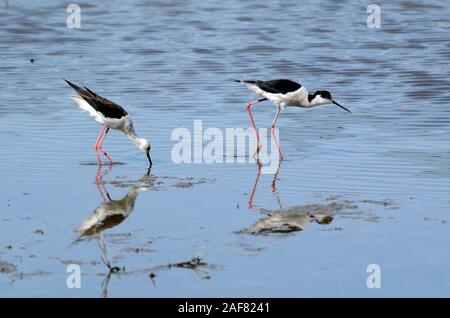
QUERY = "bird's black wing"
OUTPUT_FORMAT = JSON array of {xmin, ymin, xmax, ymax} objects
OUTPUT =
[
  {"xmin": 64, "ymin": 79, "xmax": 128, "ymax": 119},
  {"xmin": 255, "ymin": 79, "xmax": 302, "ymax": 94},
  {"xmin": 82, "ymin": 86, "xmax": 128, "ymax": 119}
]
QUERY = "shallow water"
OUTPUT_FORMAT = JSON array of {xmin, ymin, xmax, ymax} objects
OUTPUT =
[{"xmin": 1, "ymin": 0, "xmax": 450, "ymax": 297}]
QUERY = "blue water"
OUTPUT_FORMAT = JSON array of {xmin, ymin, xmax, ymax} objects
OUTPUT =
[{"xmin": 1, "ymin": 0, "xmax": 450, "ymax": 297}]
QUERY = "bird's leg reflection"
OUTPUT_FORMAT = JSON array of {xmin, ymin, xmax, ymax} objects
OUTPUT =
[
  {"xmin": 98, "ymin": 232, "xmax": 120, "ymax": 298},
  {"xmin": 100, "ymin": 268, "xmax": 113, "ymax": 298},
  {"xmin": 73, "ymin": 169, "xmax": 155, "ymax": 296},
  {"xmin": 97, "ymin": 182, "xmax": 110, "ymax": 206},
  {"xmin": 248, "ymin": 159, "xmax": 283, "ymax": 210},
  {"xmin": 271, "ymin": 158, "xmax": 282, "ymax": 193},
  {"xmin": 95, "ymin": 165, "xmax": 103, "ymax": 183},
  {"xmin": 271, "ymin": 158, "xmax": 283, "ymax": 210},
  {"xmin": 248, "ymin": 160, "xmax": 262, "ymax": 209},
  {"xmin": 95, "ymin": 165, "xmax": 114, "ymax": 205},
  {"xmin": 94, "ymin": 163, "xmax": 113, "ymax": 183}
]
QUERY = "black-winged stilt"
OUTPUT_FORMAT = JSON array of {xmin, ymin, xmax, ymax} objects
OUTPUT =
[
  {"xmin": 234, "ymin": 79, "xmax": 351, "ymax": 159},
  {"xmin": 64, "ymin": 79, "xmax": 152, "ymax": 167}
]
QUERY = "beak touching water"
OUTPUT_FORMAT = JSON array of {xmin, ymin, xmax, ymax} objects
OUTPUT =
[
  {"xmin": 146, "ymin": 150, "xmax": 152, "ymax": 168},
  {"xmin": 332, "ymin": 100, "xmax": 351, "ymax": 113}
]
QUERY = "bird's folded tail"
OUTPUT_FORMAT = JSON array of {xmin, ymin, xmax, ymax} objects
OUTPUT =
[
  {"xmin": 232, "ymin": 79, "xmax": 267, "ymax": 96},
  {"xmin": 64, "ymin": 79, "xmax": 85, "ymax": 96},
  {"xmin": 71, "ymin": 95, "xmax": 99, "ymax": 118},
  {"xmin": 232, "ymin": 79, "xmax": 256, "ymax": 84}
]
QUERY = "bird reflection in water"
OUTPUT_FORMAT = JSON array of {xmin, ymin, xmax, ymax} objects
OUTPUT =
[
  {"xmin": 246, "ymin": 160, "xmax": 338, "ymax": 234},
  {"xmin": 75, "ymin": 165, "xmax": 153, "ymax": 297},
  {"xmin": 76, "ymin": 166, "xmax": 153, "ymax": 236},
  {"xmin": 248, "ymin": 159, "xmax": 283, "ymax": 210}
]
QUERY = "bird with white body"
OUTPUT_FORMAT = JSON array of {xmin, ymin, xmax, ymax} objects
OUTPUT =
[
  {"xmin": 234, "ymin": 79, "xmax": 351, "ymax": 159},
  {"xmin": 65, "ymin": 79, "xmax": 152, "ymax": 167}
]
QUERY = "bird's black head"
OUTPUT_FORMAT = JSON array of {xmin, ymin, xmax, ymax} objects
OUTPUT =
[
  {"xmin": 317, "ymin": 90, "xmax": 332, "ymax": 100},
  {"xmin": 309, "ymin": 90, "xmax": 351, "ymax": 112},
  {"xmin": 308, "ymin": 90, "xmax": 333, "ymax": 104}
]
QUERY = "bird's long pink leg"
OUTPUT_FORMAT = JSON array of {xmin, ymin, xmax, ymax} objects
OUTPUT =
[
  {"xmin": 246, "ymin": 99, "xmax": 265, "ymax": 157},
  {"xmin": 93, "ymin": 127, "xmax": 107, "ymax": 165},
  {"xmin": 270, "ymin": 107, "xmax": 284, "ymax": 160},
  {"xmin": 97, "ymin": 128, "xmax": 115, "ymax": 164}
]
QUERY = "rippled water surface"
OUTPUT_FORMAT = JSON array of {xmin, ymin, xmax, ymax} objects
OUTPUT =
[{"xmin": 1, "ymin": 0, "xmax": 450, "ymax": 297}]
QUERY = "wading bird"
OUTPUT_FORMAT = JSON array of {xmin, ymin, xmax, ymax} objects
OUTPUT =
[
  {"xmin": 234, "ymin": 79, "xmax": 351, "ymax": 159},
  {"xmin": 65, "ymin": 79, "xmax": 152, "ymax": 167}
]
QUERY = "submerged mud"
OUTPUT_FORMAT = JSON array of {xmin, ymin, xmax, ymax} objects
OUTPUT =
[
  {"xmin": 240, "ymin": 199, "xmax": 397, "ymax": 235},
  {"xmin": 0, "ymin": 261, "xmax": 16, "ymax": 274}
]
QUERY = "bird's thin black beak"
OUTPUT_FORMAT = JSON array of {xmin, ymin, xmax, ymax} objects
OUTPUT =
[
  {"xmin": 332, "ymin": 100, "xmax": 351, "ymax": 113},
  {"xmin": 146, "ymin": 151, "xmax": 152, "ymax": 168}
]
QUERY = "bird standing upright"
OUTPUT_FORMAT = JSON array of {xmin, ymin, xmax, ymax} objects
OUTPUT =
[
  {"xmin": 65, "ymin": 79, "xmax": 152, "ymax": 167},
  {"xmin": 234, "ymin": 79, "xmax": 351, "ymax": 159}
]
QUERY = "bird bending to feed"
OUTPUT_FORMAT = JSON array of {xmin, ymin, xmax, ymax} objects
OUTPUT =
[
  {"xmin": 234, "ymin": 79, "xmax": 351, "ymax": 159},
  {"xmin": 64, "ymin": 79, "xmax": 152, "ymax": 167}
]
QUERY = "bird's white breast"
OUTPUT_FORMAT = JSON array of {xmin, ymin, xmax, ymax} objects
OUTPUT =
[
  {"xmin": 264, "ymin": 86, "xmax": 309, "ymax": 108},
  {"xmin": 105, "ymin": 116, "xmax": 132, "ymax": 132}
]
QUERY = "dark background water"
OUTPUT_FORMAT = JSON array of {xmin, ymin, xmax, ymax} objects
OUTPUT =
[{"xmin": 1, "ymin": 0, "xmax": 450, "ymax": 296}]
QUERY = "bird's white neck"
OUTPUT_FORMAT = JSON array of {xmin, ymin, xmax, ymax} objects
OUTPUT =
[
  {"xmin": 127, "ymin": 133, "xmax": 144, "ymax": 149},
  {"xmin": 126, "ymin": 132, "xmax": 150, "ymax": 155}
]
